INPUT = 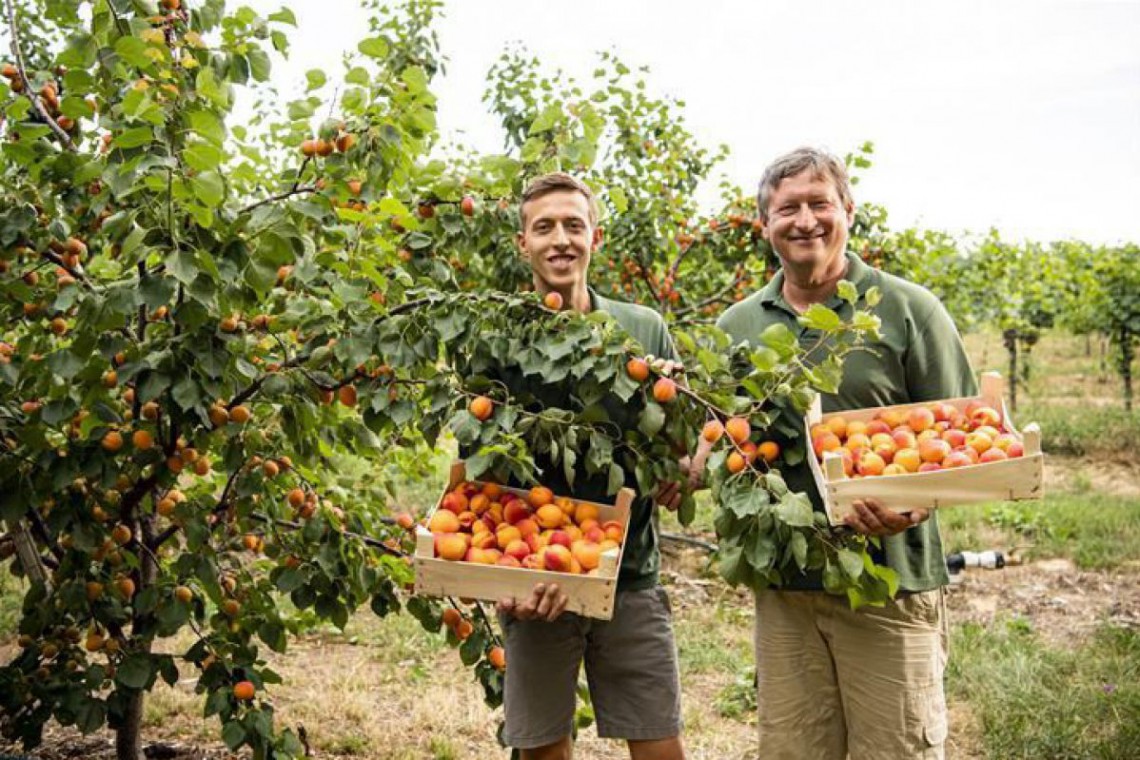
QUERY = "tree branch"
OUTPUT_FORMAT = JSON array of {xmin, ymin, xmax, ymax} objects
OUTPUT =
[
  {"xmin": 4, "ymin": 0, "xmax": 76, "ymax": 151},
  {"xmin": 238, "ymin": 183, "xmax": 320, "ymax": 216}
]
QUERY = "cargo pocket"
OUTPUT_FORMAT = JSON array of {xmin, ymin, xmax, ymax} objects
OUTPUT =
[{"xmin": 907, "ymin": 686, "xmax": 948, "ymax": 758}]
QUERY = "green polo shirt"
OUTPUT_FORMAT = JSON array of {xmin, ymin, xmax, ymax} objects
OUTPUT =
[
  {"xmin": 716, "ymin": 252, "xmax": 977, "ymax": 592},
  {"xmin": 471, "ymin": 289, "xmax": 677, "ymax": 592}
]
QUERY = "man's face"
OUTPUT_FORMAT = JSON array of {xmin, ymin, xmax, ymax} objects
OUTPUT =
[
  {"xmin": 761, "ymin": 170, "xmax": 854, "ymax": 270},
  {"xmin": 517, "ymin": 189, "xmax": 601, "ymax": 292}
]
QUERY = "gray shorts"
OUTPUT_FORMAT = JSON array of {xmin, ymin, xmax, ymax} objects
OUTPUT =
[{"xmin": 499, "ymin": 585, "xmax": 683, "ymax": 749}]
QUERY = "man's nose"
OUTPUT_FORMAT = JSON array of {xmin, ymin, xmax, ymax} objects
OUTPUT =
[
  {"xmin": 792, "ymin": 204, "xmax": 815, "ymax": 229},
  {"xmin": 552, "ymin": 224, "xmax": 570, "ymax": 246}
]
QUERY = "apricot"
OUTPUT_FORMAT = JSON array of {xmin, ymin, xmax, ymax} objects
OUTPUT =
[
  {"xmin": 701, "ymin": 420, "xmax": 724, "ymax": 443},
  {"xmin": 726, "ymin": 451, "xmax": 746, "ymax": 474},
  {"xmin": 428, "ymin": 510, "xmax": 460, "ymax": 534},
  {"xmin": 528, "ymin": 486, "xmax": 554, "ymax": 508},
  {"xmin": 626, "ymin": 358, "xmax": 650, "ymax": 382},
  {"xmin": 757, "ymin": 441, "xmax": 780, "ymax": 464},
  {"xmin": 652, "ymin": 377, "xmax": 677, "ymax": 403},
  {"xmin": 131, "ymin": 429, "xmax": 154, "ymax": 450},
  {"xmin": 396, "ymin": 512, "xmax": 416, "ymax": 530},
  {"xmin": 918, "ymin": 438, "xmax": 950, "ymax": 464},
  {"xmin": 907, "ymin": 407, "xmax": 935, "ymax": 433},
  {"xmin": 338, "ymin": 384, "xmax": 358, "ymax": 407},
  {"xmin": 725, "ymin": 417, "xmax": 751, "ymax": 445},
  {"xmin": 101, "ymin": 430, "xmax": 124, "ymax": 452},
  {"xmin": 543, "ymin": 544, "xmax": 573, "ymax": 573},
  {"xmin": 571, "ymin": 541, "xmax": 601, "ymax": 571},
  {"xmin": 469, "ymin": 395, "xmax": 493, "ymax": 421},
  {"xmin": 233, "ymin": 681, "xmax": 255, "ymax": 701},
  {"xmin": 535, "ymin": 504, "xmax": 565, "ymax": 530},
  {"xmin": 543, "ymin": 291, "xmax": 564, "ymax": 310},
  {"xmin": 287, "ymin": 488, "xmax": 306, "ymax": 508},
  {"xmin": 489, "ymin": 646, "xmax": 507, "ymax": 671},
  {"xmin": 435, "ymin": 533, "xmax": 468, "ymax": 561}
]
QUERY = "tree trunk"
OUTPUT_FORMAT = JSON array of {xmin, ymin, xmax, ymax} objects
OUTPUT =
[
  {"xmin": 1099, "ymin": 333, "xmax": 1109, "ymax": 384},
  {"xmin": 1003, "ymin": 329, "xmax": 1019, "ymax": 411},
  {"xmin": 1085, "ymin": 332, "xmax": 1092, "ymax": 357},
  {"xmin": 1122, "ymin": 327, "xmax": 1134, "ymax": 413},
  {"xmin": 116, "ymin": 516, "xmax": 159, "ymax": 760}
]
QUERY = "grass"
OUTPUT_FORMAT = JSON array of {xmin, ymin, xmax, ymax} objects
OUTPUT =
[
  {"xmin": 949, "ymin": 619, "xmax": 1140, "ymax": 759},
  {"xmin": 0, "ymin": 574, "xmax": 24, "ymax": 639},
  {"xmin": 939, "ymin": 493, "xmax": 1140, "ymax": 570}
]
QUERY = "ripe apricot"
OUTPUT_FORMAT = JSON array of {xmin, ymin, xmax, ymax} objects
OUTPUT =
[
  {"xmin": 488, "ymin": 645, "xmax": 506, "ymax": 671},
  {"xmin": 111, "ymin": 524, "xmax": 132, "ymax": 545},
  {"xmin": 287, "ymin": 488, "xmax": 305, "ymax": 508},
  {"xmin": 230, "ymin": 405, "xmax": 251, "ymax": 424},
  {"xmin": 626, "ymin": 358, "xmax": 649, "ymax": 382},
  {"xmin": 543, "ymin": 291, "xmax": 564, "ymax": 310},
  {"xmin": 116, "ymin": 578, "xmax": 136, "ymax": 599},
  {"xmin": 528, "ymin": 486, "xmax": 554, "ymax": 508},
  {"xmin": 429, "ymin": 510, "xmax": 461, "ymax": 534},
  {"xmin": 652, "ymin": 377, "xmax": 677, "ymax": 403},
  {"xmin": 233, "ymin": 681, "xmax": 255, "ymax": 700},
  {"xmin": 335, "ymin": 132, "xmax": 356, "ymax": 152},
  {"xmin": 222, "ymin": 599, "xmax": 241, "ymax": 617},
  {"xmin": 101, "ymin": 430, "xmax": 124, "ymax": 452},
  {"xmin": 469, "ymin": 395, "xmax": 493, "ymax": 421},
  {"xmin": 396, "ymin": 512, "xmax": 416, "ymax": 530},
  {"xmin": 262, "ymin": 460, "xmax": 279, "ymax": 478},
  {"xmin": 757, "ymin": 441, "xmax": 780, "ymax": 464},
  {"xmin": 726, "ymin": 452, "xmax": 746, "ymax": 474},
  {"xmin": 174, "ymin": 585, "xmax": 193, "ymax": 603},
  {"xmin": 131, "ymin": 429, "xmax": 154, "ymax": 450},
  {"xmin": 337, "ymin": 384, "xmax": 358, "ymax": 407},
  {"xmin": 701, "ymin": 420, "xmax": 724, "ymax": 443},
  {"xmin": 725, "ymin": 417, "xmax": 750, "ymax": 445},
  {"xmin": 208, "ymin": 405, "xmax": 230, "ymax": 427},
  {"xmin": 460, "ymin": 196, "xmax": 475, "ymax": 217}
]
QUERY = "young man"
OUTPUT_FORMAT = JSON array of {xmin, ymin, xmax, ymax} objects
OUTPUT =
[
  {"xmin": 495, "ymin": 173, "xmax": 685, "ymax": 760},
  {"xmin": 714, "ymin": 147, "xmax": 975, "ymax": 759}
]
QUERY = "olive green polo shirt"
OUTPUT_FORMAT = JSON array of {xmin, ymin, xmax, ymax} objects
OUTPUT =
[
  {"xmin": 716, "ymin": 252, "xmax": 977, "ymax": 592},
  {"xmin": 471, "ymin": 289, "xmax": 677, "ymax": 593}
]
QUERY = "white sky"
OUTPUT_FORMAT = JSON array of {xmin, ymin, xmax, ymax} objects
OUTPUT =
[{"xmin": 245, "ymin": 0, "xmax": 1140, "ymax": 246}]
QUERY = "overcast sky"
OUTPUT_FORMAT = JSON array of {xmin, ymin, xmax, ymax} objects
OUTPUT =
[{"xmin": 245, "ymin": 0, "xmax": 1140, "ymax": 246}]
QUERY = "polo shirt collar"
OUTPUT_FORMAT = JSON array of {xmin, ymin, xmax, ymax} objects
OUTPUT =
[{"xmin": 760, "ymin": 251, "xmax": 876, "ymax": 311}]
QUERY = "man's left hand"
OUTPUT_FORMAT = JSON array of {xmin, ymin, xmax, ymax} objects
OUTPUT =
[
  {"xmin": 843, "ymin": 498, "xmax": 929, "ymax": 537},
  {"xmin": 655, "ymin": 477, "xmax": 683, "ymax": 512}
]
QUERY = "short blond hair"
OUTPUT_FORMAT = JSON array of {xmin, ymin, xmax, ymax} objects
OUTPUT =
[
  {"xmin": 519, "ymin": 173, "xmax": 599, "ymax": 228},
  {"xmin": 756, "ymin": 147, "xmax": 853, "ymax": 222}
]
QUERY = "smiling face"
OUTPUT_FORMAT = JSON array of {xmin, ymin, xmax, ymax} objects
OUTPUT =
[
  {"xmin": 517, "ymin": 188, "xmax": 602, "ymax": 297},
  {"xmin": 761, "ymin": 169, "xmax": 855, "ymax": 272}
]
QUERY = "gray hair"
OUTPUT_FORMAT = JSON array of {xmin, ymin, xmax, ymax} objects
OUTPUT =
[{"xmin": 756, "ymin": 147, "xmax": 853, "ymax": 222}]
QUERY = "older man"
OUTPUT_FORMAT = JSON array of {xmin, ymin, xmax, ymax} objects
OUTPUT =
[{"xmin": 716, "ymin": 147, "xmax": 975, "ymax": 759}]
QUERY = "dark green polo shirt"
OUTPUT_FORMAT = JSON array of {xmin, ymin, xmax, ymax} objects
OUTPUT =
[
  {"xmin": 716, "ymin": 252, "xmax": 977, "ymax": 592},
  {"xmin": 473, "ymin": 289, "xmax": 677, "ymax": 592}
]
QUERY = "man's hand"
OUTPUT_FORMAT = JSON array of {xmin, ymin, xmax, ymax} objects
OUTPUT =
[
  {"xmin": 497, "ymin": 583, "xmax": 568, "ymax": 623},
  {"xmin": 843, "ymin": 498, "xmax": 929, "ymax": 537},
  {"xmin": 655, "ymin": 470, "xmax": 685, "ymax": 512}
]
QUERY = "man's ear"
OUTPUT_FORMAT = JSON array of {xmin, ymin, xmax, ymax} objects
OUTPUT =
[
  {"xmin": 844, "ymin": 201, "xmax": 856, "ymax": 227},
  {"xmin": 516, "ymin": 231, "xmax": 529, "ymax": 261},
  {"xmin": 591, "ymin": 226, "xmax": 604, "ymax": 251}
]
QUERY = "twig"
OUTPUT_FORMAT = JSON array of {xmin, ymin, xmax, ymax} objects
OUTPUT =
[
  {"xmin": 661, "ymin": 531, "xmax": 716, "ymax": 552},
  {"xmin": 238, "ymin": 183, "xmax": 320, "ymax": 215},
  {"xmin": 4, "ymin": 0, "xmax": 76, "ymax": 150}
]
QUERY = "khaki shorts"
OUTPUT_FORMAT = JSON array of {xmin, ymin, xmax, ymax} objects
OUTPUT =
[
  {"xmin": 754, "ymin": 588, "xmax": 949, "ymax": 760},
  {"xmin": 498, "ymin": 585, "xmax": 683, "ymax": 749}
]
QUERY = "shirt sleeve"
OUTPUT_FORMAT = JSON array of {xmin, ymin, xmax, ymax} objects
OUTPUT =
[{"xmin": 906, "ymin": 299, "xmax": 978, "ymax": 401}]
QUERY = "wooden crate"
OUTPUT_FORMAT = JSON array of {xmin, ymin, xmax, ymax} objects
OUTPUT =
[
  {"xmin": 806, "ymin": 372, "xmax": 1044, "ymax": 525},
  {"xmin": 414, "ymin": 461, "xmax": 634, "ymax": 620}
]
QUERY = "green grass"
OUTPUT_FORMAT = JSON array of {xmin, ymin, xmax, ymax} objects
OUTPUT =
[
  {"xmin": 1017, "ymin": 404, "xmax": 1140, "ymax": 458},
  {"xmin": 949, "ymin": 619, "xmax": 1140, "ymax": 759},
  {"xmin": 0, "ymin": 573, "xmax": 24, "ymax": 638},
  {"xmin": 939, "ymin": 494, "xmax": 1140, "ymax": 570}
]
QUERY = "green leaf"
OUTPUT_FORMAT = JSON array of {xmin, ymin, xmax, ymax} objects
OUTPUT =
[
  {"xmin": 837, "ymin": 548, "xmax": 865, "ymax": 580},
  {"xmin": 358, "ymin": 37, "xmax": 390, "ymax": 59},
  {"xmin": 115, "ymin": 654, "xmax": 154, "ymax": 689},
  {"xmin": 305, "ymin": 69, "xmax": 327, "ymax": 91},
  {"xmin": 114, "ymin": 36, "xmax": 151, "ymax": 68},
  {"xmin": 638, "ymin": 401, "xmax": 665, "ymax": 437},
  {"xmin": 799, "ymin": 304, "xmax": 842, "ymax": 331},
  {"xmin": 191, "ymin": 171, "xmax": 225, "ymax": 207},
  {"xmin": 774, "ymin": 492, "xmax": 814, "ymax": 527},
  {"xmin": 221, "ymin": 721, "xmax": 245, "ymax": 750},
  {"xmin": 607, "ymin": 463, "xmax": 624, "ymax": 495},
  {"xmin": 114, "ymin": 126, "xmax": 154, "ymax": 149},
  {"xmin": 183, "ymin": 142, "xmax": 223, "ymax": 172},
  {"xmin": 837, "ymin": 280, "xmax": 858, "ymax": 304}
]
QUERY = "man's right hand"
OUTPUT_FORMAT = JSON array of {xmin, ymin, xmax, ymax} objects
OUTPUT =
[{"xmin": 498, "ymin": 583, "xmax": 569, "ymax": 622}]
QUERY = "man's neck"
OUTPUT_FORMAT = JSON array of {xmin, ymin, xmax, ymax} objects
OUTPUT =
[{"xmin": 781, "ymin": 254, "xmax": 849, "ymax": 313}]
